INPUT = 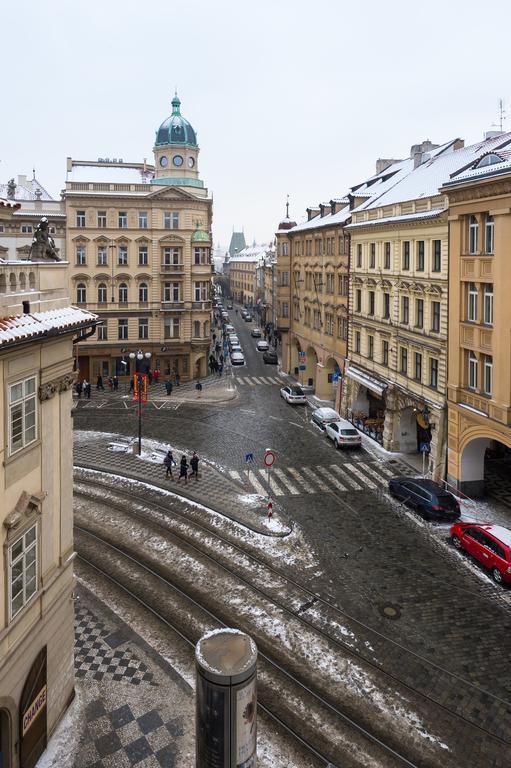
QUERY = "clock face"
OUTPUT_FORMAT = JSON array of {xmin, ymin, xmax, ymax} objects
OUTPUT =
[
  {"xmin": 173, "ymin": 155, "xmax": 184, "ymax": 167},
  {"xmin": 159, "ymin": 156, "xmax": 168, "ymax": 167},
  {"xmin": 187, "ymin": 157, "xmax": 195, "ymax": 168}
]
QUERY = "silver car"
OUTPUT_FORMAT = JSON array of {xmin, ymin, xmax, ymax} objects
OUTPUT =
[
  {"xmin": 231, "ymin": 351, "xmax": 245, "ymax": 366},
  {"xmin": 311, "ymin": 407, "xmax": 342, "ymax": 430}
]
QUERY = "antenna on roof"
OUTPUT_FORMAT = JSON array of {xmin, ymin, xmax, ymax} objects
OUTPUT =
[
  {"xmin": 286, "ymin": 194, "xmax": 289, "ymax": 218},
  {"xmin": 32, "ymin": 167, "xmax": 36, "ymax": 179},
  {"xmin": 491, "ymin": 98, "xmax": 507, "ymax": 132}
]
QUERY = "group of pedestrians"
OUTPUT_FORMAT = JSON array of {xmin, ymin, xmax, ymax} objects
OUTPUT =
[
  {"xmin": 96, "ymin": 375, "xmax": 119, "ymax": 391},
  {"xmin": 163, "ymin": 450, "xmax": 200, "ymax": 483},
  {"xmin": 208, "ymin": 354, "xmax": 223, "ymax": 376},
  {"xmin": 75, "ymin": 379, "xmax": 91, "ymax": 398}
]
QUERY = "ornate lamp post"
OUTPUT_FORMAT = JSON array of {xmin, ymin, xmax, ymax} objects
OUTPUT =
[{"xmin": 129, "ymin": 350, "xmax": 152, "ymax": 455}]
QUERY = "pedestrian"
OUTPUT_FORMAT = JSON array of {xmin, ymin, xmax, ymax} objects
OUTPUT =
[
  {"xmin": 177, "ymin": 455, "xmax": 189, "ymax": 484},
  {"xmin": 113, "ymin": 375, "xmax": 119, "ymax": 391},
  {"xmin": 195, "ymin": 380, "xmax": 203, "ymax": 397},
  {"xmin": 175, "ymin": 372, "xmax": 180, "ymax": 386},
  {"xmin": 96, "ymin": 374, "xmax": 105, "ymax": 391},
  {"xmin": 218, "ymin": 363, "xmax": 223, "ymax": 376},
  {"xmin": 148, "ymin": 370, "xmax": 153, "ymax": 385},
  {"xmin": 83, "ymin": 379, "xmax": 91, "ymax": 399},
  {"xmin": 212, "ymin": 358, "xmax": 219, "ymax": 373},
  {"xmin": 190, "ymin": 452, "xmax": 199, "ymax": 481},
  {"xmin": 107, "ymin": 376, "xmax": 114, "ymax": 391},
  {"xmin": 165, "ymin": 380, "xmax": 173, "ymax": 396},
  {"xmin": 219, "ymin": 353, "xmax": 224, "ymax": 365},
  {"xmin": 129, "ymin": 377, "xmax": 134, "ymax": 392},
  {"xmin": 163, "ymin": 449, "xmax": 176, "ymax": 479},
  {"xmin": 154, "ymin": 369, "xmax": 160, "ymax": 384},
  {"xmin": 212, "ymin": 333, "xmax": 217, "ymax": 343},
  {"xmin": 75, "ymin": 381, "xmax": 82, "ymax": 399}
]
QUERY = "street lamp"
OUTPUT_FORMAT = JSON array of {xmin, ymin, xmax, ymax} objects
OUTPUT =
[{"xmin": 129, "ymin": 349, "xmax": 152, "ymax": 455}]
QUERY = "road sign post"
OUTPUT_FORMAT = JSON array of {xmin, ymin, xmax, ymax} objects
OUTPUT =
[
  {"xmin": 263, "ymin": 450, "xmax": 276, "ymax": 500},
  {"xmin": 245, "ymin": 452, "xmax": 254, "ymax": 485}
]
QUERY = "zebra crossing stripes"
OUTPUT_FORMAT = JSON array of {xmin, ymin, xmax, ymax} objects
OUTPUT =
[
  {"xmin": 257, "ymin": 468, "xmax": 285, "ymax": 496},
  {"xmin": 359, "ymin": 463, "xmax": 389, "ymax": 486},
  {"xmin": 330, "ymin": 464, "xmax": 362, "ymax": 490},
  {"xmin": 316, "ymin": 465, "xmax": 348, "ymax": 491},
  {"xmin": 234, "ymin": 376, "xmax": 282, "ymax": 386},
  {"xmin": 301, "ymin": 466, "xmax": 331, "ymax": 492},
  {"xmin": 342, "ymin": 462, "xmax": 378, "ymax": 490},
  {"xmin": 273, "ymin": 468, "xmax": 300, "ymax": 495},
  {"xmin": 286, "ymin": 466, "xmax": 316, "ymax": 493}
]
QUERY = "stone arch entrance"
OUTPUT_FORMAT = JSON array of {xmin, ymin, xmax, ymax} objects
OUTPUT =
[
  {"xmin": 304, "ymin": 346, "xmax": 318, "ymax": 388},
  {"xmin": 458, "ymin": 434, "xmax": 511, "ymax": 497},
  {"xmin": 19, "ymin": 647, "xmax": 47, "ymax": 768},
  {"xmin": 194, "ymin": 355, "xmax": 206, "ymax": 379},
  {"xmin": 316, "ymin": 356, "xmax": 339, "ymax": 400},
  {"xmin": 0, "ymin": 708, "xmax": 12, "ymax": 768}
]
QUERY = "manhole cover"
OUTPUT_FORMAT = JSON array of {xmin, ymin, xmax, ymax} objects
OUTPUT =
[{"xmin": 379, "ymin": 603, "xmax": 401, "ymax": 620}]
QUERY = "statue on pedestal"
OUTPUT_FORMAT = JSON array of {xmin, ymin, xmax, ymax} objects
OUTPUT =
[{"xmin": 29, "ymin": 217, "xmax": 61, "ymax": 261}]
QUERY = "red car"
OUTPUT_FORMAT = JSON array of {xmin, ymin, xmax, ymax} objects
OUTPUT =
[{"xmin": 450, "ymin": 522, "xmax": 511, "ymax": 585}]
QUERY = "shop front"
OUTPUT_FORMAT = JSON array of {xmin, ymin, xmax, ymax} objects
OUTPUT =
[{"xmin": 345, "ymin": 365, "xmax": 387, "ymax": 445}]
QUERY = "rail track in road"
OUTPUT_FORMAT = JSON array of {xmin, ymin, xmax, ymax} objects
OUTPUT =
[{"xmin": 74, "ymin": 469, "xmax": 511, "ymax": 755}]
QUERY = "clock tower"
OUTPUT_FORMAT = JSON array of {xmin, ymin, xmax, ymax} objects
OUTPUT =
[{"xmin": 152, "ymin": 93, "xmax": 203, "ymax": 189}]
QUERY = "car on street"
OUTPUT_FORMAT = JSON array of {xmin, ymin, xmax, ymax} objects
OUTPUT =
[
  {"xmin": 256, "ymin": 340, "xmax": 270, "ymax": 352},
  {"xmin": 280, "ymin": 384, "xmax": 307, "ymax": 404},
  {"xmin": 263, "ymin": 350, "xmax": 278, "ymax": 364},
  {"xmin": 311, "ymin": 407, "xmax": 342, "ymax": 430},
  {"xmin": 228, "ymin": 334, "xmax": 239, "ymax": 345},
  {"xmin": 450, "ymin": 522, "xmax": 511, "ymax": 585},
  {"xmin": 251, "ymin": 328, "xmax": 262, "ymax": 338},
  {"xmin": 388, "ymin": 477, "xmax": 461, "ymax": 522},
  {"xmin": 230, "ymin": 344, "xmax": 243, "ymax": 355},
  {"xmin": 227, "ymin": 302, "xmax": 233, "ymax": 309},
  {"xmin": 225, "ymin": 324, "xmax": 235, "ymax": 333},
  {"xmin": 240, "ymin": 309, "xmax": 248, "ymax": 318},
  {"xmin": 325, "ymin": 419, "xmax": 362, "ymax": 449},
  {"xmin": 230, "ymin": 351, "xmax": 245, "ymax": 366},
  {"xmin": 244, "ymin": 314, "xmax": 253, "ymax": 322}
]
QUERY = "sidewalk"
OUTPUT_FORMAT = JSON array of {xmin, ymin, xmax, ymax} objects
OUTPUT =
[{"xmin": 75, "ymin": 374, "xmax": 237, "ymax": 406}]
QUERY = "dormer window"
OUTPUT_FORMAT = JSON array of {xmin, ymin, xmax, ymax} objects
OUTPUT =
[{"xmin": 476, "ymin": 153, "xmax": 503, "ymax": 168}]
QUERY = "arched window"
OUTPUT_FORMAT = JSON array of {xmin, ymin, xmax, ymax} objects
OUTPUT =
[
  {"xmin": 204, "ymin": 320, "xmax": 209, "ymax": 337},
  {"xmin": 98, "ymin": 283, "xmax": 107, "ymax": 303},
  {"xmin": 193, "ymin": 320, "xmax": 201, "ymax": 337},
  {"xmin": 139, "ymin": 282, "xmax": 148, "ymax": 302},
  {"xmin": 469, "ymin": 215, "xmax": 478, "ymax": 254},
  {"xmin": 119, "ymin": 282, "xmax": 128, "ymax": 303},
  {"xmin": 0, "ymin": 273, "xmax": 6, "ymax": 293},
  {"xmin": 9, "ymin": 273, "xmax": 16, "ymax": 292},
  {"xmin": 77, "ymin": 283, "xmax": 86, "ymax": 303},
  {"xmin": 19, "ymin": 272, "xmax": 27, "ymax": 291}
]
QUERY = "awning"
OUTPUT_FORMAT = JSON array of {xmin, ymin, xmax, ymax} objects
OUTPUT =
[{"xmin": 346, "ymin": 365, "xmax": 388, "ymax": 397}]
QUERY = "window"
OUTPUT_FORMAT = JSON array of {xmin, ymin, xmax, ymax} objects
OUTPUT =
[
  {"xmin": 164, "ymin": 317, "xmax": 180, "ymax": 339},
  {"xmin": 469, "ymin": 215, "xmax": 478, "ymax": 254},
  {"xmin": 382, "ymin": 340, "xmax": 389, "ymax": 366},
  {"xmin": 9, "ymin": 525, "xmax": 38, "ymax": 620},
  {"xmin": 383, "ymin": 292, "xmax": 390, "ymax": 319},
  {"xmin": 76, "ymin": 246, "xmax": 86, "ymax": 265},
  {"xmin": 9, "ymin": 376, "xmax": 37, "ymax": 454},
  {"xmin": 414, "ymin": 352, "xmax": 422, "ymax": 381},
  {"xmin": 401, "ymin": 296, "xmax": 409, "ymax": 324},
  {"xmin": 431, "ymin": 301, "xmax": 440, "ymax": 332},
  {"xmin": 485, "ymin": 214, "xmax": 494, "ymax": 254},
  {"xmin": 139, "ymin": 318, "xmax": 149, "ymax": 340},
  {"xmin": 325, "ymin": 313, "xmax": 334, "ymax": 335},
  {"xmin": 400, "ymin": 347, "xmax": 408, "ymax": 375},
  {"xmin": 355, "ymin": 330, "xmax": 361, "ymax": 353},
  {"xmin": 139, "ymin": 282, "xmax": 148, "ymax": 302},
  {"xmin": 76, "ymin": 210, "xmax": 86, "ymax": 227},
  {"xmin": 326, "ymin": 273, "xmax": 334, "ymax": 293},
  {"xmin": 97, "ymin": 246, "xmax": 107, "ymax": 266},
  {"xmin": 282, "ymin": 302, "xmax": 289, "ymax": 318},
  {"xmin": 118, "ymin": 283, "xmax": 128, "ymax": 303},
  {"xmin": 468, "ymin": 352, "xmax": 478, "ymax": 389},
  {"xmin": 118, "ymin": 211, "xmax": 128, "ymax": 228},
  {"xmin": 337, "ymin": 317, "xmax": 347, "ymax": 340},
  {"xmin": 433, "ymin": 240, "xmax": 441, "ymax": 272},
  {"xmin": 384, "ymin": 242, "xmax": 391, "ymax": 269},
  {"xmin": 163, "ymin": 247, "xmax": 181, "ymax": 265},
  {"xmin": 369, "ymin": 243, "xmax": 376, "ymax": 268},
  {"xmin": 139, "ymin": 211, "xmax": 148, "ymax": 229},
  {"xmin": 97, "ymin": 283, "xmax": 107, "ymax": 303},
  {"xmin": 76, "ymin": 283, "xmax": 86, "ymax": 303},
  {"xmin": 430, "ymin": 357, "xmax": 438, "ymax": 389},
  {"xmin": 416, "ymin": 241, "xmax": 425, "ymax": 271},
  {"xmin": 194, "ymin": 247, "xmax": 210, "ymax": 265},
  {"xmin": 194, "ymin": 281, "xmax": 208, "ymax": 302},
  {"xmin": 193, "ymin": 320, "xmax": 201, "ymax": 337},
  {"xmin": 368, "ymin": 335, "xmax": 374, "ymax": 359},
  {"xmin": 483, "ymin": 284, "xmax": 493, "ymax": 324},
  {"xmin": 21, "ymin": 224, "xmax": 33, "ymax": 234},
  {"xmin": 164, "ymin": 211, "xmax": 179, "ymax": 229},
  {"xmin": 138, "ymin": 246, "xmax": 148, "ymax": 266},
  {"xmin": 97, "ymin": 211, "xmax": 107, "ymax": 228},
  {"xmin": 467, "ymin": 282, "xmax": 478, "ymax": 322},
  {"xmin": 163, "ymin": 282, "xmax": 180, "ymax": 302},
  {"xmin": 356, "ymin": 243, "xmax": 362, "ymax": 268},
  {"xmin": 97, "ymin": 322, "xmax": 107, "ymax": 340},
  {"xmin": 402, "ymin": 241, "xmax": 410, "ymax": 270},
  {"xmin": 118, "ymin": 319, "xmax": 128, "ymax": 340},
  {"xmin": 415, "ymin": 299, "xmax": 424, "ymax": 328},
  {"xmin": 116, "ymin": 246, "xmax": 127, "ymax": 265},
  {"xmin": 484, "ymin": 355, "xmax": 493, "ymax": 395},
  {"xmin": 282, "ymin": 242, "xmax": 289, "ymax": 256},
  {"xmin": 355, "ymin": 289, "xmax": 361, "ymax": 312},
  {"xmin": 368, "ymin": 291, "xmax": 375, "ymax": 315}
]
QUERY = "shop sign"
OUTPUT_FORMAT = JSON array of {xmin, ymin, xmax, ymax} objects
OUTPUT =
[{"xmin": 22, "ymin": 686, "xmax": 47, "ymax": 737}]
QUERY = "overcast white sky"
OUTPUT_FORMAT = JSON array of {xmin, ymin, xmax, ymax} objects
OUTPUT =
[{"xmin": 2, "ymin": 0, "xmax": 511, "ymax": 247}]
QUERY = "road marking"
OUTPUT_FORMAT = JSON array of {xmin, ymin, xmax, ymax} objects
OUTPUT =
[
  {"xmin": 287, "ymin": 467, "xmax": 315, "ymax": 494},
  {"xmin": 361, "ymin": 463, "xmax": 388, "ymax": 485},
  {"xmin": 329, "ymin": 464, "xmax": 362, "ymax": 490},
  {"xmin": 343, "ymin": 462, "xmax": 378, "ymax": 489},
  {"xmin": 289, "ymin": 421, "xmax": 304, "ymax": 429},
  {"xmin": 274, "ymin": 468, "xmax": 300, "ymax": 495},
  {"xmin": 240, "ymin": 409, "xmax": 256, "ymax": 414},
  {"xmin": 269, "ymin": 415, "xmax": 282, "ymax": 421},
  {"xmin": 316, "ymin": 465, "xmax": 348, "ymax": 491},
  {"xmin": 302, "ymin": 466, "xmax": 330, "ymax": 492},
  {"xmin": 257, "ymin": 468, "xmax": 284, "ymax": 496},
  {"xmin": 229, "ymin": 470, "xmax": 243, "ymax": 481},
  {"xmin": 246, "ymin": 471, "xmax": 268, "ymax": 496},
  {"xmin": 245, "ymin": 378, "xmax": 257, "ymax": 386}
]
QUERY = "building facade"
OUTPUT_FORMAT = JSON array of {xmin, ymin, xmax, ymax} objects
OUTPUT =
[
  {"xmin": 443, "ymin": 150, "xmax": 511, "ymax": 495},
  {"xmin": 0, "ymin": 199, "xmax": 96, "ymax": 768},
  {"xmin": 228, "ymin": 244, "xmax": 269, "ymax": 307},
  {"xmin": 65, "ymin": 94, "xmax": 213, "ymax": 383}
]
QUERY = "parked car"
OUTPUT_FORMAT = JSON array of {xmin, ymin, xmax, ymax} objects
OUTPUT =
[
  {"xmin": 230, "ymin": 344, "xmax": 243, "ymax": 355},
  {"xmin": 311, "ymin": 407, "xmax": 342, "ymax": 430},
  {"xmin": 225, "ymin": 324, "xmax": 235, "ymax": 333},
  {"xmin": 325, "ymin": 419, "xmax": 362, "ymax": 449},
  {"xmin": 263, "ymin": 351, "xmax": 278, "ymax": 364},
  {"xmin": 251, "ymin": 328, "xmax": 262, "ymax": 338},
  {"xmin": 227, "ymin": 302, "xmax": 233, "ymax": 310},
  {"xmin": 221, "ymin": 311, "xmax": 229, "ymax": 319},
  {"xmin": 244, "ymin": 314, "xmax": 253, "ymax": 322},
  {"xmin": 280, "ymin": 384, "xmax": 307, "ymax": 404},
  {"xmin": 256, "ymin": 340, "xmax": 270, "ymax": 352},
  {"xmin": 388, "ymin": 477, "xmax": 461, "ymax": 522},
  {"xmin": 241, "ymin": 309, "xmax": 248, "ymax": 318},
  {"xmin": 450, "ymin": 522, "xmax": 511, "ymax": 584},
  {"xmin": 231, "ymin": 351, "xmax": 245, "ymax": 365},
  {"xmin": 228, "ymin": 334, "xmax": 239, "ymax": 345}
]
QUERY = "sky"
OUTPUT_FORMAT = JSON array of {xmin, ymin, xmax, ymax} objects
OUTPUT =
[{"xmin": 2, "ymin": 0, "xmax": 511, "ymax": 247}]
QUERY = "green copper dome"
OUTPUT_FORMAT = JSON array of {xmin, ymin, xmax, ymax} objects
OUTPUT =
[
  {"xmin": 155, "ymin": 94, "xmax": 198, "ymax": 147},
  {"xmin": 191, "ymin": 222, "xmax": 211, "ymax": 242}
]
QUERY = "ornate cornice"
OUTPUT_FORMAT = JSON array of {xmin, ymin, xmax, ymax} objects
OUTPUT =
[
  {"xmin": 39, "ymin": 373, "xmax": 76, "ymax": 401},
  {"xmin": 447, "ymin": 179, "xmax": 511, "ymax": 204}
]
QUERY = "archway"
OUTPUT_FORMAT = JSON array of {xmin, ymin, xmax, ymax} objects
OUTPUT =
[
  {"xmin": 304, "ymin": 346, "xmax": 318, "ymax": 388},
  {"xmin": 396, "ymin": 406, "xmax": 419, "ymax": 453},
  {"xmin": 0, "ymin": 709, "xmax": 12, "ymax": 768},
  {"xmin": 194, "ymin": 355, "xmax": 206, "ymax": 379},
  {"xmin": 316, "ymin": 356, "xmax": 338, "ymax": 400}
]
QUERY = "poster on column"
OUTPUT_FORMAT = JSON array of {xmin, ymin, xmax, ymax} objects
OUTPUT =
[{"xmin": 236, "ymin": 676, "xmax": 257, "ymax": 767}]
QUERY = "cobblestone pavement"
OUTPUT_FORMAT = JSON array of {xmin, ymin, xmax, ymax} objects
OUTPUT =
[{"xmin": 73, "ymin": 308, "xmax": 511, "ymax": 752}]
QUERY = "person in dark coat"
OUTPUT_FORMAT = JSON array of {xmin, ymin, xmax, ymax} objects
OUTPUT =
[
  {"xmin": 195, "ymin": 380, "xmax": 203, "ymax": 396},
  {"xmin": 163, "ymin": 449, "xmax": 175, "ymax": 479},
  {"xmin": 190, "ymin": 452, "xmax": 199, "ymax": 481},
  {"xmin": 165, "ymin": 380, "xmax": 173, "ymax": 396},
  {"xmin": 113, "ymin": 375, "xmax": 119, "ymax": 390},
  {"xmin": 177, "ymin": 455, "xmax": 189, "ymax": 484},
  {"xmin": 76, "ymin": 381, "xmax": 83, "ymax": 398},
  {"xmin": 83, "ymin": 380, "xmax": 91, "ymax": 399},
  {"xmin": 96, "ymin": 375, "xmax": 105, "ymax": 390},
  {"xmin": 175, "ymin": 372, "xmax": 180, "ymax": 386}
]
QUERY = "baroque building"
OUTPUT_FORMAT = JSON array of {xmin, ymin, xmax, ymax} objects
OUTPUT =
[
  {"xmin": 0, "ymin": 199, "xmax": 96, "ymax": 768},
  {"xmin": 65, "ymin": 94, "xmax": 213, "ymax": 382}
]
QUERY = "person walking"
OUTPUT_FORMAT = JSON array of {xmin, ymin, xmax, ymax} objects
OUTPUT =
[
  {"xmin": 195, "ymin": 380, "xmax": 203, "ymax": 397},
  {"xmin": 218, "ymin": 363, "xmax": 223, "ymax": 376},
  {"xmin": 163, "ymin": 449, "xmax": 176, "ymax": 479},
  {"xmin": 219, "ymin": 353, "xmax": 224, "ymax": 365},
  {"xmin": 96, "ymin": 374, "xmax": 105, "ymax": 391},
  {"xmin": 165, "ymin": 380, "xmax": 173, "ymax": 397},
  {"xmin": 75, "ymin": 380, "xmax": 83, "ymax": 399},
  {"xmin": 83, "ymin": 379, "xmax": 91, "ymax": 399},
  {"xmin": 113, "ymin": 375, "xmax": 119, "ymax": 391},
  {"xmin": 190, "ymin": 452, "xmax": 199, "ymax": 481},
  {"xmin": 175, "ymin": 372, "xmax": 180, "ymax": 386},
  {"xmin": 212, "ymin": 333, "xmax": 217, "ymax": 343},
  {"xmin": 177, "ymin": 455, "xmax": 189, "ymax": 484}
]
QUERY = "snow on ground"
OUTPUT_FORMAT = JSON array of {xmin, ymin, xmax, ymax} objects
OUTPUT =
[{"xmin": 36, "ymin": 690, "xmax": 83, "ymax": 767}]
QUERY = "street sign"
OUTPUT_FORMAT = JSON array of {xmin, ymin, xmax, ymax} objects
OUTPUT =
[
  {"xmin": 263, "ymin": 450, "xmax": 276, "ymax": 468},
  {"xmin": 332, "ymin": 372, "xmax": 340, "ymax": 383},
  {"xmin": 299, "ymin": 365, "xmax": 306, "ymax": 371},
  {"xmin": 133, "ymin": 373, "xmax": 148, "ymax": 403},
  {"xmin": 419, "ymin": 441, "xmax": 431, "ymax": 454},
  {"xmin": 298, "ymin": 351, "xmax": 305, "ymax": 360},
  {"xmin": 245, "ymin": 453, "xmax": 254, "ymax": 464}
]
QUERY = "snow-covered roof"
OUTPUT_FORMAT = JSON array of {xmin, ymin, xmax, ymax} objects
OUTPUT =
[
  {"xmin": 346, "ymin": 208, "xmax": 446, "ymax": 230},
  {"xmin": 288, "ymin": 205, "xmax": 351, "ymax": 233},
  {"xmin": 0, "ymin": 307, "xmax": 98, "ymax": 347},
  {"xmin": 67, "ymin": 163, "xmax": 155, "ymax": 184},
  {"xmin": 0, "ymin": 197, "xmax": 20, "ymax": 210},
  {"xmin": 0, "ymin": 178, "xmax": 54, "ymax": 201},
  {"xmin": 443, "ymin": 150, "xmax": 511, "ymax": 187}
]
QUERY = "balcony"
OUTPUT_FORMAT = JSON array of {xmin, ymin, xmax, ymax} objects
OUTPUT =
[
  {"xmin": 191, "ymin": 262, "xmax": 213, "ymax": 274},
  {"xmin": 160, "ymin": 263, "xmax": 185, "ymax": 274},
  {"xmin": 192, "ymin": 301, "xmax": 212, "ymax": 311},
  {"xmin": 0, "ymin": 260, "xmax": 70, "ymax": 314},
  {"xmin": 161, "ymin": 301, "xmax": 185, "ymax": 312}
]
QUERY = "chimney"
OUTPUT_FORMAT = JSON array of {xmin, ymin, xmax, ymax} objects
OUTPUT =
[
  {"xmin": 410, "ymin": 140, "xmax": 440, "ymax": 168},
  {"xmin": 66, "ymin": 157, "xmax": 72, "ymax": 173},
  {"xmin": 376, "ymin": 158, "xmax": 403, "ymax": 174},
  {"xmin": 18, "ymin": 174, "xmax": 28, "ymax": 188}
]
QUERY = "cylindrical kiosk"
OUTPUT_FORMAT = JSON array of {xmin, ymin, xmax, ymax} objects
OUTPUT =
[{"xmin": 196, "ymin": 628, "xmax": 257, "ymax": 768}]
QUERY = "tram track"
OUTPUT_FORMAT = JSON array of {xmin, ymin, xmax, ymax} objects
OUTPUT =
[{"xmin": 72, "ymin": 470, "xmax": 508, "ymax": 767}]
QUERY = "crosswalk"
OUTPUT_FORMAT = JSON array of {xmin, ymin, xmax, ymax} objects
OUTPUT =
[
  {"xmin": 233, "ymin": 375, "xmax": 284, "ymax": 386},
  {"xmin": 229, "ymin": 459, "xmax": 401, "ymax": 497}
]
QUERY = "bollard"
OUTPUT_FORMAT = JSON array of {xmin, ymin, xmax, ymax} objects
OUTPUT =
[{"xmin": 196, "ymin": 628, "xmax": 257, "ymax": 768}]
